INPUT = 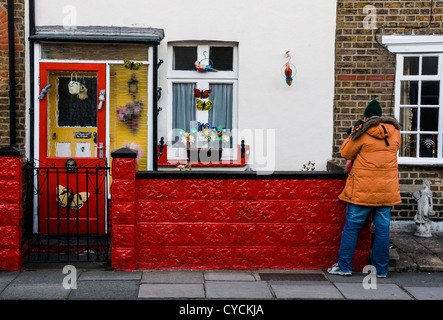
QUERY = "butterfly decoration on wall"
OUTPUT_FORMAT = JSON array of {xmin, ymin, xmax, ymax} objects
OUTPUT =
[
  {"xmin": 196, "ymin": 99, "xmax": 214, "ymax": 111},
  {"xmin": 194, "ymin": 88, "xmax": 212, "ymax": 99},
  {"xmin": 57, "ymin": 185, "xmax": 90, "ymax": 210},
  {"xmin": 124, "ymin": 59, "xmax": 143, "ymax": 71}
]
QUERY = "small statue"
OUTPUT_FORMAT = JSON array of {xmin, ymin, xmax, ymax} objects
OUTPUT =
[{"xmin": 412, "ymin": 180, "xmax": 436, "ymax": 237}]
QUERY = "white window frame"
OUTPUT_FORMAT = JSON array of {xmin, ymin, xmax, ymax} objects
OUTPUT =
[
  {"xmin": 383, "ymin": 35, "xmax": 443, "ymax": 165},
  {"xmin": 166, "ymin": 41, "xmax": 238, "ymax": 161}
]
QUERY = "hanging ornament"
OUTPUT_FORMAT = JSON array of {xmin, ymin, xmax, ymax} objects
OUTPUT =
[
  {"xmin": 281, "ymin": 51, "xmax": 296, "ymax": 86},
  {"xmin": 194, "ymin": 51, "xmax": 218, "ymax": 72}
]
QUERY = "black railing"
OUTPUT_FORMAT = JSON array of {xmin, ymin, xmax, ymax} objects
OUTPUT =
[{"xmin": 22, "ymin": 159, "xmax": 110, "ymax": 263}]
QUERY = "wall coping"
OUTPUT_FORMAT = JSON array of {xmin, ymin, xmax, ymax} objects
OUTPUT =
[
  {"xmin": 136, "ymin": 171, "xmax": 347, "ymax": 180},
  {"xmin": 0, "ymin": 146, "xmax": 25, "ymax": 157}
]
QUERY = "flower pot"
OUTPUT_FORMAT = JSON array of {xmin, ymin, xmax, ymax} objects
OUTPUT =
[{"xmin": 187, "ymin": 148, "xmax": 223, "ymax": 163}]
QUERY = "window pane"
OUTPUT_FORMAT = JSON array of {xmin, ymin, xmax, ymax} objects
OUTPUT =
[
  {"xmin": 210, "ymin": 47, "xmax": 233, "ymax": 71},
  {"xmin": 209, "ymin": 84, "xmax": 233, "ymax": 147},
  {"xmin": 420, "ymin": 134, "xmax": 437, "ymax": 158},
  {"xmin": 400, "ymin": 81, "xmax": 418, "ymax": 105},
  {"xmin": 420, "ymin": 108, "xmax": 439, "ymax": 131},
  {"xmin": 421, "ymin": 81, "xmax": 440, "ymax": 105},
  {"xmin": 172, "ymin": 83, "xmax": 196, "ymax": 147},
  {"xmin": 400, "ymin": 134, "xmax": 417, "ymax": 157},
  {"xmin": 403, "ymin": 57, "xmax": 419, "ymax": 75},
  {"xmin": 422, "ymin": 56, "xmax": 438, "ymax": 75},
  {"xmin": 174, "ymin": 47, "xmax": 197, "ymax": 70},
  {"xmin": 400, "ymin": 107, "xmax": 417, "ymax": 131}
]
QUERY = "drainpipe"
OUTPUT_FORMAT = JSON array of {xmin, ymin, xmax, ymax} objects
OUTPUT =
[
  {"xmin": 152, "ymin": 44, "xmax": 158, "ymax": 171},
  {"xmin": 7, "ymin": 0, "xmax": 16, "ymax": 147},
  {"xmin": 28, "ymin": 0, "xmax": 35, "ymax": 162}
]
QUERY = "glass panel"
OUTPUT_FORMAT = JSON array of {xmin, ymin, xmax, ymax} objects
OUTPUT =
[
  {"xmin": 422, "ymin": 56, "xmax": 438, "ymax": 75},
  {"xmin": 420, "ymin": 108, "xmax": 439, "ymax": 131},
  {"xmin": 210, "ymin": 47, "xmax": 233, "ymax": 71},
  {"xmin": 400, "ymin": 134, "xmax": 417, "ymax": 157},
  {"xmin": 41, "ymin": 43, "xmax": 148, "ymax": 61},
  {"xmin": 109, "ymin": 65, "xmax": 148, "ymax": 169},
  {"xmin": 420, "ymin": 134, "xmax": 438, "ymax": 158},
  {"xmin": 421, "ymin": 81, "xmax": 440, "ymax": 105},
  {"xmin": 400, "ymin": 81, "xmax": 418, "ymax": 105},
  {"xmin": 400, "ymin": 107, "xmax": 417, "ymax": 131},
  {"xmin": 47, "ymin": 71, "xmax": 98, "ymax": 158},
  {"xmin": 209, "ymin": 84, "xmax": 233, "ymax": 148},
  {"xmin": 172, "ymin": 83, "xmax": 196, "ymax": 148},
  {"xmin": 403, "ymin": 57, "xmax": 419, "ymax": 75},
  {"xmin": 174, "ymin": 47, "xmax": 197, "ymax": 70}
]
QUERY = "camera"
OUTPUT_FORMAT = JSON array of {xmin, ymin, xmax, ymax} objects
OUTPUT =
[{"xmin": 346, "ymin": 119, "xmax": 364, "ymax": 136}]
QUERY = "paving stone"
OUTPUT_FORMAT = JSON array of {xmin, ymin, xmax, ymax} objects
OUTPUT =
[
  {"xmin": 414, "ymin": 253, "xmax": 443, "ymax": 271},
  {"xmin": 141, "ymin": 270, "xmax": 204, "ymax": 284},
  {"xmin": 138, "ymin": 283, "xmax": 205, "ymax": 299},
  {"xmin": 69, "ymin": 280, "xmax": 139, "ymax": 300},
  {"xmin": 78, "ymin": 270, "xmax": 142, "ymax": 281},
  {"xmin": 204, "ymin": 271, "xmax": 255, "ymax": 281},
  {"xmin": 11, "ymin": 269, "xmax": 70, "ymax": 285},
  {"xmin": 334, "ymin": 283, "xmax": 412, "ymax": 300},
  {"xmin": 271, "ymin": 284, "xmax": 344, "ymax": 299},
  {"xmin": 404, "ymin": 287, "xmax": 443, "ymax": 300},
  {"xmin": 0, "ymin": 284, "xmax": 70, "ymax": 300},
  {"xmin": 389, "ymin": 271, "xmax": 443, "ymax": 287},
  {"xmin": 205, "ymin": 281, "xmax": 273, "ymax": 299}
]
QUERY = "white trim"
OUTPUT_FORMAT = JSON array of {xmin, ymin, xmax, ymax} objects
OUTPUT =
[
  {"xmin": 147, "ymin": 46, "xmax": 154, "ymax": 171},
  {"xmin": 382, "ymin": 35, "xmax": 443, "ymax": 53}
]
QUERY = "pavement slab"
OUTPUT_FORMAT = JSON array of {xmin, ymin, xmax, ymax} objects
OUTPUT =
[
  {"xmin": 271, "ymin": 284, "xmax": 344, "ymax": 299},
  {"xmin": 334, "ymin": 283, "xmax": 413, "ymax": 300},
  {"xmin": 138, "ymin": 283, "xmax": 205, "ymax": 299},
  {"xmin": 403, "ymin": 287, "xmax": 443, "ymax": 300},
  {"xmin": 141, "ymin": 270, "xmax": 204, "ymax": 284},
  {"xmin": 204, "ymin": 271, "xmax": 255, "ymax": 281},
  {"xmin": 205, "ymin": 281, "xmax": 273, "ymax": 299},
  {"xmin": 69, "ymin": 280, "xmax": 140, "ymax": 300}
]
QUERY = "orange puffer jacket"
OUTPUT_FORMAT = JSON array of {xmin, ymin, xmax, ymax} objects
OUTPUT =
[{"xmin": 338, "ymin": 116, "xmax": 402, "ymax": 206}]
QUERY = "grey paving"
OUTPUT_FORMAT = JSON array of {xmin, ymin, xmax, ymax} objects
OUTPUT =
[
  {"xmin": 334, "ymin": 283, "xmax": 413, "ymax": 300},
  {"xmin": 138, "ymin": 283, "xmax": 205, "ymax": 299},
  {"xmin": 205, "ymin": 281, "xmax": 273, "ymax": 299},
  {"xmin": 141, "ymin": 270, "xmax": 204, "ymax": 284},
  {"xmin": 271, "ymin": 284, "xmax": 344, "ymax": 299},
  {"xmin": 0, "ymin": 283, "xmax": 70, "ymax": 300},
  {"xmin": 403, "ymin": 287, "xmax": 443, "ymax": 300},
  {"xmin": 204, "ymin": 271, "xmax": 256, "ymax": 281},
  {"xmin": 69, "ymin": 280, "xmax": 139, "ymax": 300}
]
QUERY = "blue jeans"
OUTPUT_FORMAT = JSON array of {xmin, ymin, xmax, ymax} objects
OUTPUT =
[{"xmin": 337, "ymin": 203, "xmax": 391, "ymax": 275}]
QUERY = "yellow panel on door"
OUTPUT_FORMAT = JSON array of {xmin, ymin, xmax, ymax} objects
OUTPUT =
[
  {"xmin": 109, "ymin": 65, "xmax": 148, "ymax": 170},
  {"xmin": 47, "ymin": 71, "xmax": 98, "ymax": 158}
]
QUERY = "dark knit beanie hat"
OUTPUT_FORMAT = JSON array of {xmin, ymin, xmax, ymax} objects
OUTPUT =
[{"xmin": 364, "ymin": 99, "xmax": 382, "ymax": 118}]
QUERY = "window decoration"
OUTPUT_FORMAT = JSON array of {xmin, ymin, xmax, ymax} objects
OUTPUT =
[
  {"xmin": 124, "ymin": 59, "xmax": 143, "ymax": 71},
  {"xmin": 194, "ymin": 87, "xmax": 214, "ymax": 111},
  {"xmin": 194, "ymin": 51, "xmax": 218, "ymax": 72},
  {"xmin": 282, "ymin": 51, "xmax": 296, "ymax": 86}
]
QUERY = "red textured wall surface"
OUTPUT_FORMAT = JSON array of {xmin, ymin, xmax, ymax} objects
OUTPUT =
[
  {"xmin": 0, "ymin": 156, "xmax": 23, "ymax": 271},
  {"xmin": 111, "ymin": 156, "xmax": 371, "ymax": 271}
]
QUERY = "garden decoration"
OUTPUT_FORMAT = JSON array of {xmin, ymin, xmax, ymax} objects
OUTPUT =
[
  {"xmin": 194, "ymin": 88, "xmax": 212, "ymax": 99},
  {"xmin": 124, "ymin": 59, "xmax": 143, "ymax": 71},
  {"xmin": 117, "ymin": 100, "xmax": 144, "ymax": 133},
  {"xmin": 68, "ymin": 73, "xmax": 81, "ymax": 95},
  {"xmin": 57, "ymin": 185, "xmax": 90, "ymax": 210},
  {"xmin": 196, "ymin": 99, "xmax": 214, "ymax": 111},
  {"xmin": 98, "ymin": 89, "xmax": 105, "ymax": 110},
  {"xmin": 412, "ymin": 180, "xmax": 436, "ymax": 237},
  {"xmin": 194, "ymin": 51, "xmax": 218, "ymax": 72},
  {"xmin": 301, "ymin": 161, "xmax": 315, "ymax": 171},
  {"xmin": 282, "ymin": 51, "xmax": 296, "ymax": 86}
]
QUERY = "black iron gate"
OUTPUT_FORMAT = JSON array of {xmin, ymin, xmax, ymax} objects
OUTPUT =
[{"xmin": 23, "ymin": 159, "xmax": 111, "ymax": 263}]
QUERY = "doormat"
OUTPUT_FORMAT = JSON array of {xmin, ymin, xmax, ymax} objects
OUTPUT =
[{"xmin": 258, "ymin": 273, "xmax": 327, "ymax": 281}]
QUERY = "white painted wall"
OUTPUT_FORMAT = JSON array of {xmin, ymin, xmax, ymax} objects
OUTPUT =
[{"xmin": 33, "ymin": 0, "xmax": 337, "ymax": 171}]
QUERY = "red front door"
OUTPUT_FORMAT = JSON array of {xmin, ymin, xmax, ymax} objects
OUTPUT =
[{"xmin": 38, "ymin": 62, "xmax": 107, "ymax": 235}]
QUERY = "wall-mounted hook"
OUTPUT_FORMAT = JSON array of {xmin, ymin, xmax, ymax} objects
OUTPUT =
[
  {"xmin": 158, "ymin": 137, "xmax": 165, "ymax": 157},
  {"xmin": 157, "ymin": 59, "xmax": 164, "ymax": 69},
  {"xmin": 38, "ymin": 84, "xmax": 52, "ymax": 100},
  {"xmin": 157, "ymin": 106, "xmax": 163, "ymax": 115},
  {"xmin": 157, "ymin": 87, "xmax": 162, "ymax": 101}
]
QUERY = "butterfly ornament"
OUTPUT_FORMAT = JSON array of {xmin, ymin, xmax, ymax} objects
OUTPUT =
[
  {"xmin": 57, "ymin": 185, "xmax": 90, "ymax": 210},
  {"xmin": 124, "ymin": 59, "xmax": 143, "ymax": 71},
  {"xmin": 194, "ymin": 88, "xmax": 214, "ymax": 111}
]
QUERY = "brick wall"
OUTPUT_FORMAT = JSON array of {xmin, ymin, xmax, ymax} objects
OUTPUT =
[
  {"xmin": 334, "ymin": 0, "xmax": 443, "ymax": 221},
  {"xmin": 111, "ymin": 149, "xmax": 371, "ymax": 271},
  {"xmin": 0, "ymin": 0, "xmax": 25, "ymax": 149}
]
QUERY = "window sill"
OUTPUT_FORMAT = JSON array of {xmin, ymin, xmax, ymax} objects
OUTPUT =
[{"xmin": 398, "ymin": 158, "xmax": 443, "ymax": 167}]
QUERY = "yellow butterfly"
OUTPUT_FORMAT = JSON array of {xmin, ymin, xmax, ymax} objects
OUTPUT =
[
  {"xmin": 196, "ymin": 99, "xmax": 214, "ymax": 111},
  {"xmin": 124, "ymin": 59, "xmax": 143, "ymax": 70},
  {"xmin": 57, "ymin": 185, "xmax": 90, "ymax": 210}
]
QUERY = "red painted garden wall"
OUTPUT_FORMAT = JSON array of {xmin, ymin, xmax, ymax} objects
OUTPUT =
[
  {"xmin": 111, "ymin": 149, "xmax": 371, "ymax": 271},
  {"xmin": 0, "ymin": 147, "xmax": 24, "ymax": 271}
]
